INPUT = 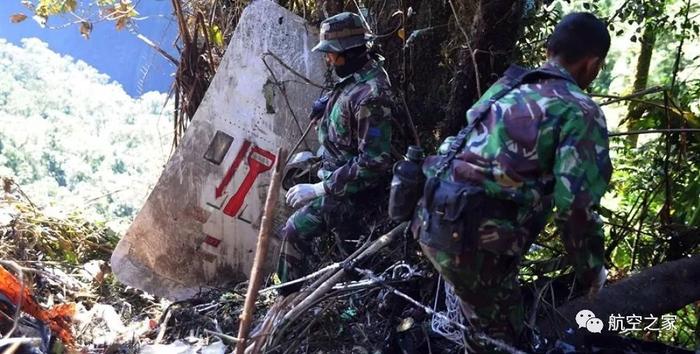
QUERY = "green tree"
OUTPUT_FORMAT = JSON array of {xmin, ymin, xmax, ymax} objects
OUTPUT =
[{"xmin": 0, "ymin": 38, "xmax": 173, "ymax": 231}]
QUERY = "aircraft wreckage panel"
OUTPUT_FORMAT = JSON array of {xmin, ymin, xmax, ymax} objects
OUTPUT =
[{"xmin": 111, "ymin": 0, "xmax": 325, "ymax": 300}]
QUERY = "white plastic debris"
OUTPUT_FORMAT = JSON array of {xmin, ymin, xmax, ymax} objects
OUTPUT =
[{"xmin": 140, "ymin": 339, "xmax": 226, "ymax": 354}]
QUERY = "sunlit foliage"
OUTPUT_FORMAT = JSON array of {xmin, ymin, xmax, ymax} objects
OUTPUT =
[{"xmin": 0, "ymin": 38, "xmax": 173, "ymax": 232}]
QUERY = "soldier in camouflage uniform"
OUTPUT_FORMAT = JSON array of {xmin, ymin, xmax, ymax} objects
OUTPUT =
[
  {"xmin": 414, "ymin": 13, "xmax": 612, "ymax": 352},
  {"xmin": 276, "ymin": 12, "xmax": 405, "ymax": 295}
]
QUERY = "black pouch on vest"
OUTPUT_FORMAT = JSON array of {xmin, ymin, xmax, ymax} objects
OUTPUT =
[{"xmin": 418, "ymin": 177, "xmax": 485, "ymax": 254}]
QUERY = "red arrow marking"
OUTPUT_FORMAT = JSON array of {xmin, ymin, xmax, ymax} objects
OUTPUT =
[
  {"xmin": 222, "ymin": 146, "xmax": 276, "ymax": 217},
  {"xmin": 203, "ymin": 235, "xmax": 222, "ymax": 247},
  {"xmin": 215, "ymin": 140, "xmax": 252, "ymax": 199}
]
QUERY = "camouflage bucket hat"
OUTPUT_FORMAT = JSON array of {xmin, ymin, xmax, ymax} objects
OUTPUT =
[{"xmin": 313, "ymin": 12, "xmax": 370, "ymax": 53}]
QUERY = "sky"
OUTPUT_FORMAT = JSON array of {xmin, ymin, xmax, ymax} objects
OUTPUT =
[{"xmin": 0, "ymin": 0, "xmax": 178, "ymax": 97}]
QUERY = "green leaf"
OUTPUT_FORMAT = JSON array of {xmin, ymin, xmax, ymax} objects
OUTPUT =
[
  {"xmin": 612, "ymin": 243, "xmax": 632, "ymax": 269},
  {"xmin": 111, "ymin": 0, "xmax": 139, "ymax": 31},
  {"xmin": 36, "ymin": 0, "xmax": 77, "ymax": 17},
  {"xmin": 210, "ymin": 25, "xmax": 224, "ymax": 47}
]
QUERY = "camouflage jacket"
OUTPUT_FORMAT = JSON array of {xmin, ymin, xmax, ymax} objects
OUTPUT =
[
  {"xmin": 317, "ymin": 56, "xmax": 404, "ymax": 197},
  {"xmin": 423, "ymin": 61, "xmax": 612, "ymax": 280}
]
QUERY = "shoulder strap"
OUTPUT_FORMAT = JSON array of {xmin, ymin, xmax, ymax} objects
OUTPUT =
[{"xmin": 434, "ymin": 65, "xmax": 572, "ymax": 176}]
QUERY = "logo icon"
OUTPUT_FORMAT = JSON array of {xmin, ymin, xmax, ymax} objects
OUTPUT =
[
  {"xmin": 576, "ymin": 309, "xmax": 604, "ymax": 333},
  {"xmin": 586, "ymin": 317, "xmax": 604, "ymax": 333}
]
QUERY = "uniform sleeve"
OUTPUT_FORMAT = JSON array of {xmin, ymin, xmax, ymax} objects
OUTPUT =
[
  {"xmin": 323, "ymin": 97, "xmax": 393, "ymax": 197},
  {"xmin": 553, "ymin": 103, "xmax": 612, "ymax": 287}
]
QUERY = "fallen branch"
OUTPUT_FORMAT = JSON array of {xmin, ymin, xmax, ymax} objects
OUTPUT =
[
  {"xmin": 0, "ymin": 337, "xmax": 42, "ymax": 349},
  {"xmin": 267, "ymin": 222, "xmax": 409, "ymax": 348},
  {"xmin": 1, "ymin": 341, "xmax": 21, "ymax": 354},
  {"xmin": 153, "ymin": 307, "xmax": 171, "ymax": 344},
  {"xmin": 279, "ymin": 226, "xmax": 383, "ymax": 310},
  {"xmin": 235, "ymin": 148, "xmax": 287, "ymax": 354},
  {"xmin": 258, "ymin": 262, "xmax": 340, "ymax": 293},
  {"xmin": 538, "ymin": 254, "xmax": 700, "ymax": 338},
  {"xmin": 204, "ymin": 329, "xmax": 243, "ymax": 344}
]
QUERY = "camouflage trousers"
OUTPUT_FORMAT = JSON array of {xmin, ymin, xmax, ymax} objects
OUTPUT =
[
  {"xmin": 420, "ymin": 243, "xmax": 526, "ymax": 353},
  {"xmin": 275, "ymin": 189, "xmax": 386, "ymax": 291}
]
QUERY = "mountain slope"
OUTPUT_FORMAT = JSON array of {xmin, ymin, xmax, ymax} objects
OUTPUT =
[{"xmin": 0, "ymin": 38, "xmax": 173, "ymax": 231}]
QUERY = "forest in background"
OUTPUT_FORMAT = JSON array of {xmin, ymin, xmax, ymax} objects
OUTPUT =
[
  {"xmin": 0, "ymin": 38, "xmax": 173, "ymax": 232},
  {"xmin": 3, "ymin": 0, "xmax": 700, "ymax": 350}
]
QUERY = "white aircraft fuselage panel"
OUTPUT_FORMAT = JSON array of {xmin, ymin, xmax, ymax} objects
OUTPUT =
[{"xmin": 111, "ymin": 0, "xmax": 325, "ymax": 300}]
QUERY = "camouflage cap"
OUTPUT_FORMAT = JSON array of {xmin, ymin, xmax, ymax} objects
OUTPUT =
[{"xmin": 313, "ymin": 12, "xmax": 370, "ymax": 53}]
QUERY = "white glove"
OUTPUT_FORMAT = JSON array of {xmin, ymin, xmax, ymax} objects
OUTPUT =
[{"xmin": 286, "ymin": 182, "xmax": 325, "ymax": 208}]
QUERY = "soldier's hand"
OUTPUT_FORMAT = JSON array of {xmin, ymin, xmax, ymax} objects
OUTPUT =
[{"xmin": 286, "ymin": 182, "xmax": 326, "ymax": 208}]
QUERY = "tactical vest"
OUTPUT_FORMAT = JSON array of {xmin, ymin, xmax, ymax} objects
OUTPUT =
[{"xmin": 415, "ymin": 65, "xmax": 575, "ymax": 254}]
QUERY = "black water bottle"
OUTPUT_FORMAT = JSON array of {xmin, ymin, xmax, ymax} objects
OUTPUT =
[{"xmin": 389, "ymin": 146, "xmax": 426, "ymax": 222}]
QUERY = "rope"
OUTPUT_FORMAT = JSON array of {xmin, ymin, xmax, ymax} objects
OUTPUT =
[
  {"xmin": 353, "ymin": 267, "xmax": 528, "ymax": 354},
  {"xmin": 431, "ymin": 276, "xmax": 466, "ymax": 346}
]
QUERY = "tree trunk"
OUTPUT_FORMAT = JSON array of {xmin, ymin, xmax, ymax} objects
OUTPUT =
[
  {"xmin": 538, "ymin": 254, "xmax": 700, "ymax": 338},
  {"xmin": 625, "ymin": 24, "xmax": 657, "ymax": 146},
  {"xmin": 400, "ymin": 0, "xmax": 451, "ymax": 147},
  {"xmin": 441, "ymin": 0, "xmax": 525, "ymax": 138}
]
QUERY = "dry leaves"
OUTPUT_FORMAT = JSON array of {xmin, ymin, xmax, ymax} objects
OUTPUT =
[
  {"xmin": 80, "ymin": 21, "xmax": 93, "ymax": 39},
  {"xmin": 9, "ymin": 13, "xmax": 27, "ymax": 23}
]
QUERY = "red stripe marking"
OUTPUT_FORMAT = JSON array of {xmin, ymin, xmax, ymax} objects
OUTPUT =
[
  {"xmin": 203, "ymin": 235, "xmax": 221, "ymax": 247},
  {"xmin": 215, "ymin": 140, "xmax": 252, "ymax": 198}
]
